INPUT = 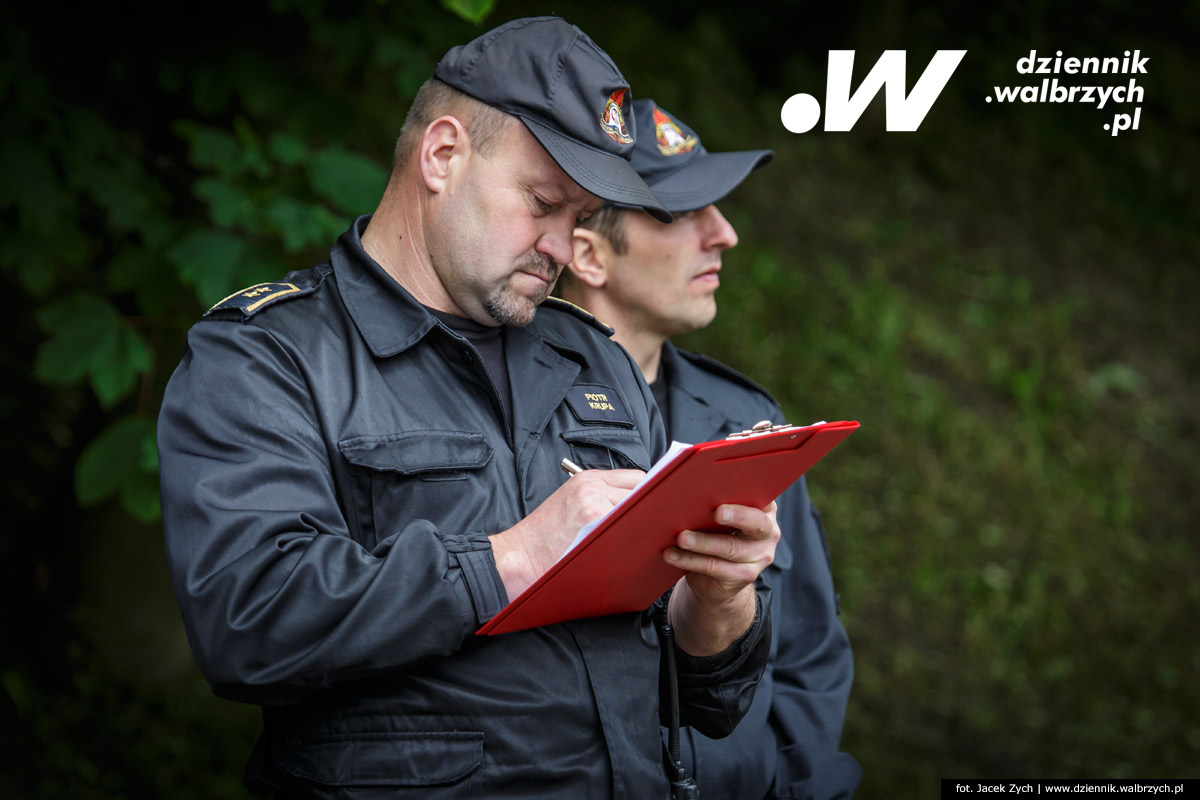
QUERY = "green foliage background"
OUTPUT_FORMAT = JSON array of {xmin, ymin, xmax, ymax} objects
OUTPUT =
[{"xmin": 1, "ymin": 0, "xmax": 1195, "ymax": 797}]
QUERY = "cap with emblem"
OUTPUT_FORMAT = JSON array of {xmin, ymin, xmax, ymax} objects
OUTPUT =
[
  {"xmin": 619, "ymin": 98, "xmax": 773, "ymax": 214},
  {"xmin": 434, "ymin": 16, "xmax": 671, "ymax": 223}
]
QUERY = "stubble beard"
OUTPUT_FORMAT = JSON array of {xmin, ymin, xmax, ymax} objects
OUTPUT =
[{"xmin": 483, "ymin": 254, "xmax": 558, "ymax": 327}]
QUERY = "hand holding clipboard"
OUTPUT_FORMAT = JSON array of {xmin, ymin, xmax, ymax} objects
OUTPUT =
[{"xmin": 479, "ymin": 419, "xmax": 859, "ymax": 636}]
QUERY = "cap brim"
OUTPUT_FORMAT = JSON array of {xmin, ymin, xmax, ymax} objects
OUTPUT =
[
  {"xmin": 520, "ymin": 116, "xmax": 673, "ymax": 223},
  {"xmin": 642, "ymin": 149, "xmax": 773, "ymax": 214}
]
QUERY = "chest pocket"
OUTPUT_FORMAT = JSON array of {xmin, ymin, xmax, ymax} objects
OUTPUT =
[
  {"xmin": 560, "ymin": 427, "xmax": 652, "ymax": 472},
  {"xmin": 338, "ymin": 431, "xmax": 494, "ymax": 549},
  {"xmin": 280, "ymin": 730, "xmax": 484, "ymax": 797}
]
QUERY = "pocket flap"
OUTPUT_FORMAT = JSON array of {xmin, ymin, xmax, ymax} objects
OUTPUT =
[
  {"xmin": 285, "ymin": 731, "xmax": 483, "ymax": 787},
  {"xmin": 338, "ymin": 431, "xmax": 493, "ymax": 475},
  {"xmin": 560, "ymin": 427, "xmax": 652, "ymax": 471}
]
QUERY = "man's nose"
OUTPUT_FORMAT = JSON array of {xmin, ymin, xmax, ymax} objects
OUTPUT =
[
  {"xmin": 697, "ymin": 205, "xmax": 739, "ymax": 250},
  {"xmin": 536, "ymin": 223, "xmax": 575, "ymax": 268}
]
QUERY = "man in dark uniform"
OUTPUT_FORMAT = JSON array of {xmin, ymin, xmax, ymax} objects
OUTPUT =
[
  {"xmin": 157, "ymin": 19, "xmax": 781, "ymax": 799},
  {"xmin": 562, "ymin": 99, "xmax": 862, "ymax": 799}
]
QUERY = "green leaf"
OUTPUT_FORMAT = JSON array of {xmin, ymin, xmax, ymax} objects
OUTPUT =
[
  {"xmin": 106, "ymin": 245, "xmax": 183, "ymax": 315},
  {"xmin": 194, "ymin": 176, "xmax": 255, "ymax": 230},
  {"xmin": 62, "ymin": 107, "xmax": 122, "ymax": 159},
  {"xmin": 308, "ymin": 146, "xmax": 387, "ymax": 215},
  {"xmin": 33, "ymin": 295, "xmax": 122, "ymax": 385},
  {"xmin": 263, "ymin": 194, "xmax": 345, "ymax": 253},
  {"xmin": 75, "ymin": 415, "xmax": 157, "ymax": 507},
  {"xmin": 238, "ymin": 241, "xmax": 292, "ymax": 289},
  {"xmin": 395, "ymin": 59, "xmax": 432, "ymax": 99},
  {"xmin": 60, "ymin": 109, "xmax": 167, "ymax": 239},
  {"xmin": 120, "ymin": 468, "xmax": 162, "ymax": 523},
  {"xmin": 139, "ymin": 432, "xmax": 159, "ymax": 472},
  {"xmin": 174, "ymin": 121, "xmax": 243, "ymax": 176},
  {"xmin": 264, "ymin": 194, "xmax": 314, "ymax": 252},
  {"xmin": 89, "ymin": 325, "xmax": 151, "ymax": 409},
  {"xmin": 106, "ymin": 247, "xmax": 154, "ymax": 293},
  {"xmin": 267, "ymin": 133, "xmax": 309, "ymax": 167},
  {"xmin": 2, "ymin": 230, "xmax": 85, "ymax": 297},
  {"xmin": 0, "ymin": 139, "xmax": 70, "ymax": 233},
  {"xmin": 374, "ymin": 36, "xmax": 422, "ymax": 68},
  {"xmin": 440, "ymin": 0, "xmax": 496, "ymax": 25},
  {"xmin": 34, "ymin": 293, "xmax": 99, "ymax": 332},
  {"xmin": 233, "ymin": 117, "xmax": 271, "ymax": 178},
  {"xmin": 167, "ymin": 230, "xmax": 248, "ymax": 306},
  {"xmin": 232, "ymin": 52, "xmax": 293, "ymax": 119},
  {"xmin": 77, "ymin": 159, "xmax": 167, "ymax": 236},
  {"xmin": 32, "ymin": 294, "xmax": 151, "ymax": 406},
  {"xmin": 17, "ymin": 253, "xmax": 60, "ymax": 297}
]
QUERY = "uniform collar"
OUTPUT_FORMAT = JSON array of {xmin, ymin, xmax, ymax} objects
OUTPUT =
[
  {"xmin": 332, "ymin": 215, "xmax": 590, "ymax": 368},
  {"xmin": 331, "ymin": 215, "xmax": 442, "ymax": 358},
  {"xmin": 659, "ymin": 341, "xmax": 739, "ymax": 442}
]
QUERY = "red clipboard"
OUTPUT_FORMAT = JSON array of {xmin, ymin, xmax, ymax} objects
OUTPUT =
[{"xmin": 477, "ymin": 420, "xmax": 859, "ymax": 636}]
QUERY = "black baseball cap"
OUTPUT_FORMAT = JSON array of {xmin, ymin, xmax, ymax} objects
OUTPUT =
[
  {"xmin": 434, "ymin": 17, "xmax": 672, "ymax": 223},
  {"xmin": 622, "ymin": 98, "xmax": 773, "ymax": 214}
]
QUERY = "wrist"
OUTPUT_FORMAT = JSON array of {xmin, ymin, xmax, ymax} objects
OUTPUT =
[
  {"xmin": 488, "ymin": 530, "xmax": 535, "ymax": 599},
  {"xmin": 668, "ymin": 581, "xmax": 757, "ymax": 657}
]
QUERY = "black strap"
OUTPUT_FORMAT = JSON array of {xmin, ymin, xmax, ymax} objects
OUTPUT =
[{"xmin": 657, "ymin": 614, "xmax": 700, "ymax": 800}]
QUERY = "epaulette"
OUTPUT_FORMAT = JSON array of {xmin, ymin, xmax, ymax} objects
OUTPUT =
[
  {"xmin": 204, "ymin": 281, "xmax": 316, "ymax": 319},
  {"xmin": 676, "ymin": 349, "xmax": 779, "ymax": 407},
  {"xmin": 540, "ymin": 297, "xmax": 615, "ymax": 337}
]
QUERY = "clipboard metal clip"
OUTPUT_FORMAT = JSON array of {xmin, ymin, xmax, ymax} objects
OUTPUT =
[{"xmin": 725, "ymin": 420, "xmax": 796, "ymax": 439}]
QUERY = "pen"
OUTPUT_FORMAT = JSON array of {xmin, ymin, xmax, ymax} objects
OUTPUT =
[{"xmin": 560, "ymin": 457, "xmax": 583, "ymax": 477}]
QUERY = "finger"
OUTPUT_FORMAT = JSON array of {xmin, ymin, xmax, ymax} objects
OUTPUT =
[
  {"xmin": 566, "ymin": 469, "xmax": 639, "ymax": 497},
  {"xmin": 577, "ymin": 473, "xmax": 637, "ymax": 502},
  {"xmin": 567, "ymin": 478, "xmax": 636, "ymax": 522},
  {"xmin": 663, "ymin": 546, "xmax": 762, "ymax": 584},
  {"xmin": 590, "ymin": 468, "xmax": 646, "ymax": 489},
  {"xmin": 677, "ymin": 529, "xmax": 749, "ymax": 562},
  {"xmin": 713, "ymin": 504, "xmax": 778, "ymax": 541},
  {"xmin": 676, "ymin": 528, "xmax": 778, "ymax": 570},
  {"xmin": 602, "ymin": 485, "xmax": 634, "ymax": 507}
]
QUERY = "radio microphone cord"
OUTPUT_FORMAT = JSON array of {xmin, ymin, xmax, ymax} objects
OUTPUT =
[{"xmin": 658, "ymin": 614, "xmax": 700, "ymax": 800}]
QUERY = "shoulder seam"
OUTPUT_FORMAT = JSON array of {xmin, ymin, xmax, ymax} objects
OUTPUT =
[
  {"xmin": 675, "ymin": 349, "xmax": 778, "ymax": 407},
  {"xmin": 540, "ymin": 297, "xmax": 614, "ymax": 337}
]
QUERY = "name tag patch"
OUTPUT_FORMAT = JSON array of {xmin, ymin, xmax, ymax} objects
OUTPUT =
[{"xmin": 565, "ymin": 384, "xmax": 634, "ymax": 427}]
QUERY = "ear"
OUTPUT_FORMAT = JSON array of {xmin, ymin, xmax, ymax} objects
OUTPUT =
[
  {"xmin": 569, "ymin": 227, "xmax": 613, "ymax": 289},
  {"xmin": 418, "ymin": 116, "xmax": 469, "ymax": 195}
]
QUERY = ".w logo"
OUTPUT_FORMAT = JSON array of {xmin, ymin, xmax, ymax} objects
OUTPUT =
[{"xmin": 781, "ymin": 50, "xmax": 966, "ymax": 133}]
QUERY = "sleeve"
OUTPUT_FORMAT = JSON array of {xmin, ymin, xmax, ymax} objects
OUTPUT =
[
  {"xmin": 667, "ymin": 579, "xmax": 774, "ymax": 739},
  {"xmin": 678, "ymin": 397, "xmax": 861, "ymax": 799},
  {"xmin": 764, "ymin": 477, "xmax": 862, "ymax": 799},
  {"xmin": 157, "ymin": 322, "xmax": 507, "ymax": 706}
]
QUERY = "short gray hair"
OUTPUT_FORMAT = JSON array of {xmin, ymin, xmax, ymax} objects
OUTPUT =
[{"xmin": 392, "ymin": 78, "xmax": 512, "ymax": 173}]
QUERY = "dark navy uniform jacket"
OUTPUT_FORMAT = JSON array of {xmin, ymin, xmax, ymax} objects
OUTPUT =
[
  {"xmin": 660, "ymin": 343, "xmax": 862, "ymax": 800},
  {"xmin": 157, "ymin": 217, "xmax": 771, "ymax": 799}
]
